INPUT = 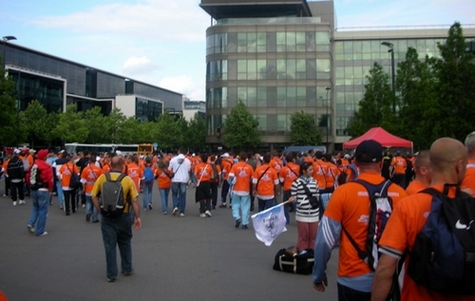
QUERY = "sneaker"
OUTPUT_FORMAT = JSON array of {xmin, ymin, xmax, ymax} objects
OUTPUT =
[
  {"xmin": 27, "ymin": 225, "xmax": 35, "ymax": 234},
  {"xmin": 82, "ymin": 204, "xmax": 86, "ymax": 208},
  {"xmin": 205, "ymin": 210, "xmax": 212, "ymax": 217},
  {"xmin": 200, "ymin": 213, "xmax": 206, "ymax": 218},
  {"xmin": 59, "ymin": 205, "xmax": 64, "ymax": 210},
  {"xmin": 163, "ymin": 211, "xmax": 168, "ymax": 215},
  {"xmin": 235, "ymin": 219, "xmax": 241, "ymax": 228},
  {"xmin": 180, "ymin": 213, "xmax": 185, "ymax": 217},
  {"xmin": 86, "ymin": 214, "xmax": 91, "ymax": 222},
  {"xmin": 242, "ymin": 225, "xmax": 248, "ymax": 230},
  {"xmin": 13, "ymin": 201, "xmax": 17, "ymax": 206},
  {"xmin": 38, "ymin": 231, "xmax": 48, "ymax": 236},
  {"xmin": 219, "ymin": 203, "xmax": 227, "ymax": 208},
  {"xmin": 123, "ymin": 269, "xmax": 134, "ymax": 276},
  {"xmin": 148, "ymin": 204, "xmax": 152, "ymax": 210},
  {"xmin": 49, "ymin": 201, "xmax": 54, "ymax": 205},
  {"xmin": 172, "ymin": 207, "xmax": 179, "ymax": 215},
  {"xmin": 106, "ymin": 277, "xmax": 116, "ymax": 283},
  {"xmin": 20, "ymin": 200, "xmax": 25, "ymax": 205}
]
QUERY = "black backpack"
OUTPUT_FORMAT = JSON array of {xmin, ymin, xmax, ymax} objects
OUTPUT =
[
  {"xmin": 407, "ymin": 184, "xmax": 475, "ymax": 295},
  {"xmin": 100, "ymin": 173, "xmax": 127, "ymax": 217}
]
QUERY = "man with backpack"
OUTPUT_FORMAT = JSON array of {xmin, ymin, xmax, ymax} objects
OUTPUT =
[
  {"xmin": 91, "ymin": 155, "xmax": 141, "ymax": 283},
  {"xmin": 7, "ymin": 149, "xmax": 25, "ymax": 206},
  {"xmin": 372, "ymin": 137, "xmax": 475, "ymax": 301},
  {"xmin": 312, "ymin": 140, "xmax": 407, "ymax": 300}
]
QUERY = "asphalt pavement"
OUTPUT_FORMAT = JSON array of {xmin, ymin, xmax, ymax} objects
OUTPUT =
[{"xmin": 0, "ymin": 180, "xmax": 339, "ymax": 301}]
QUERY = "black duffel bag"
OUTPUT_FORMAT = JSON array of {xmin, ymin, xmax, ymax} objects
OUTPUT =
[{"xmin": 273, "ymin": 247, "xmax": 314, "ymax": 275}]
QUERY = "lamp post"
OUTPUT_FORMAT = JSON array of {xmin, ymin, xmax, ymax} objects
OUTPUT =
[
  {"xmin": 2, "ymin": 36, "xmax": 17, "ymax": 70},
  {"xmin": 381, "ymin": 41, "xmax": 396, "ymax": 113},
  {"xmin": 325, "ymin": 87, "xmax": 331, "ymax": 149}
]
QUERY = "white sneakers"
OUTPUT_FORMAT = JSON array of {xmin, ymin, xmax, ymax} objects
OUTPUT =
[
  {"xmin": 172, "ymin": 207, "xmax": 179, "ymax": 215},
  {"xmin": 27, "ymin": 225, "xmax": 35, "ymax": 234},
  {"xmin": 19, "ymin": 200, "xmax": 25, "ymax": 205},
  {"xmin": 205, "ymin": 210, "xmax": 212, "ymax": 217},
  {"xmin": 13, "ymin": 201, "xmax": 17, "ymax": 206},
  {"xmin": 200, "ymin": 213, "xmax": 206, "ymax": 218}
]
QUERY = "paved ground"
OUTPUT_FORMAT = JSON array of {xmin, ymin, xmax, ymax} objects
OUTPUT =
[{"xmin": 0, "ymin": 180, "xmax": 339, "ymax": 301}]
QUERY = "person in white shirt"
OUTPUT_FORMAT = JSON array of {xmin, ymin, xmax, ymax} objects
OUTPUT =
[{"xmin": 168, "ymin": 147, "xmax": 191, "ymax": 217}]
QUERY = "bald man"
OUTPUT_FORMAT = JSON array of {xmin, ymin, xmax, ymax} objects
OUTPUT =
[
  {"xmin": 371, "ymin": 138, "xmax": 472, "ymax": 301},
  {"xmin": 462, "ymin": 131, "xmax": 475, "ymax": 196},
  {"xmin": 405, "ymin": 150, "xmax": 431, "ymax": 195}
]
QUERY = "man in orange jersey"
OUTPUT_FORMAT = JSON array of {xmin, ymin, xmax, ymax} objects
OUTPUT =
[
  {"xmin": 313, "ymin": 140, "xmax": 407, "ymax": 300},
  {"xmin": 126, "ymin": 155, "xmax": 144, "ymax": 199},
  {"xmin": 219, "ymin": 153, "xmax": 233, "ymax": 208},
  {"xmin": 312, "ymin": 151, "xmax": 328, "ymax": 193},
  {"xmin": 462, "ymin": 131, "xmax": 475, "ymax": 196},
  {"xmin": 405, "ymin": 150, "xmax": 431, "ymax": 195},
  {"xmin": 58, "ymin": 154, "xmax": 80, "ymax": 215},
  {"xmin": 228, "ymin": 152, "xmax": 254, "ymax": 229},
  {"xmin": 390, "ymin": 151, "xmax": 407, "ymax": 188},
  {"xmin": 194, "ymin": 154, "xmax": 214, "ymax": 217},
  {"xmin": 80, "ymin": 153, "xmax": 103, "ymax": 223},
  {"xmin": 372, "ymin": 138, "xmax": 473, "ymax": 301},
  {"xmin": 252, "ymin": 153, "xmax": 280, "ymax": 212},
  {"xmin": 279, "ymin": 153, "xmax": 300, "ymax": 224}
]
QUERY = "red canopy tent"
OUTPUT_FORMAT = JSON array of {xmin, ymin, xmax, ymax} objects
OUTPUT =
[{"xmin": 343, "ymin": 127, "xmax": 413, "ymax": 149}]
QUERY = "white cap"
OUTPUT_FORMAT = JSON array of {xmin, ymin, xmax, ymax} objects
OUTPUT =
[
  {"xmin": 14, "ymin": 149, "xmax": 21, "ymax": 154},
  {"xmin": 344, "ymin": 154, "xmax": 351, "ymax": 159},
  {"xmin": 96, "ymin": 156, "xmax": 101, "ymax": 161},
  {"xmin": 29, "ymin": 149, "xmax": 36, "ymax": 153},
  {"xmin": 221, "ymin": 153, "xmax": 230, "ymax": 158},
  {"xmin": 59, "ymin": 150, "xmax": 65, "ymax": 154},
  {"xmin": 116, "ymin": 150, "xmax": 122, "ymax": 156},
  {"xmin": 192, "ymin": 153, "xmax": 196, "ymax": 156}
]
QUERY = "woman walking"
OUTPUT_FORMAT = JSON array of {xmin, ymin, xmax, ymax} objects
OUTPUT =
[{"xmin": 155, "ymin": 158, "xmax": 172, "ymax": 214}]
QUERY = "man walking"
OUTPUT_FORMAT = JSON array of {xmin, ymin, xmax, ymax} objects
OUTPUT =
[
  {"xmin": 92, "ymin": 155, "xmax": 141, "ymax": 282},
  {"xmin": 81, "ymin": 153, "xmax": 103, "ymax": 223},
  {"xmin": 228, "ymin": 152, "xmax": 253, "ymax": 229},
  {"xmin": 7, "ymin": 149, "xmax": 25, "ymax": 206},
  {"xmin": 169, "ymin": 147, "xmax": 191, "ymax": 217},
  {"xmin": 26, "ymin": 149, "xmax": 53, "ymax": 236}
]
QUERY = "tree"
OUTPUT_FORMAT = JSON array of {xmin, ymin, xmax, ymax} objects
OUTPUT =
[
  {"xmin": 156, "ymin": 113, "xmax": 183, "ymax": 151},
  {"xmin": 222, "ymin": 100, "xmax": 261, "ymax": 149},
  {"xmin": 186, "ymin": 113, "xmax": 207, "ymax": 151},
  {"xmin": 136, "ymin": 121, "xmax": 158, "ymax": 144},
  {"xmin": 290, "ymin": 110, "xmax": 322, "ymax": 145},
  {"xmin": 0, "ymin": 61, "xmax": 23, "ymax": 145},
  {"xmin": 104, "ymin": 108, "xmax": 127, "ymax": 143},
  {"xmin": 84, "ymin": 106, "xmax": 108, "ymax": 144},
  {"xmin": 53, "ymin": 104, "xmax": 88, "ymax": 143},
  {"xmin": 347, "ymin": 62, "xmax": 395, "ymax": 138},
  {"xmin": 19, "ymin": 100, "xmax": 54, "ymax": 147}
]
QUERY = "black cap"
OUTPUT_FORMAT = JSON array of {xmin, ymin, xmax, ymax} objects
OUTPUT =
[{"xmin": 355, "ymin": 140, "xmax": 383, "ymax": 163}]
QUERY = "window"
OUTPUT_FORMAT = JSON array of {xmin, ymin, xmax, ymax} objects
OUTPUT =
[
  {"xmin": 316, "ymin": 32, "xmax": 330, "ymax": 51},
  {"xmin": 257, "ymin": 32, "xmax": 266, "ymax": 52},
  {"xmin": 257, "ymin": 87, "xmax": 266, "ymax": 107}
]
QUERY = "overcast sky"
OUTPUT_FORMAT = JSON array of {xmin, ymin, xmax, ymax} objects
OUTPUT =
[{"xmin": 2, "ymin": 0, "xmax": 474, "ymax": 100}]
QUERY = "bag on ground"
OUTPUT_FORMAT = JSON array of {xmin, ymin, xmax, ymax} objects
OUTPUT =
[
  {"xmin": 100, "ymin": 173, "xmax": 127, "ymax": 217},
  {"xmin": 273, "ymin": 246, "xmax": 314, "ymax": 275},
  {"xmin": 407, "ymin": 185, "xmax": 475, "ymax": 295}
]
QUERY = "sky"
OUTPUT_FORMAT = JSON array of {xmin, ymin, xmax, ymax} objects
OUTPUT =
[{"xmin": 2, "ymin": 0, "xmax": 474, "ymax": 101}]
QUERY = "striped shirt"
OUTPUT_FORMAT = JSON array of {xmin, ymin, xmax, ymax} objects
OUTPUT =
[{"xmin": 291, "ymin": 177, "xmax": 320, "ymax": 223}]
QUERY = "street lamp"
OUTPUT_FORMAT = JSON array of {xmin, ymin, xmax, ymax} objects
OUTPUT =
[
  {"xmin": 2, "ymin": 36, "xmax": 17, "ymax": 70},
  {"xmin": 381, "ymin": 41, "xmax": 396, "ymax": 113},
  {"xmin": 325, "ymin": 86, "xmax": 331, "ymax": 149}
]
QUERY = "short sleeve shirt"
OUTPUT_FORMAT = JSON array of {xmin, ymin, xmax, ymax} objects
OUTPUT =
[{"xmin": 91, "ymin": 172, "xmax": 138, "ymax": 214}]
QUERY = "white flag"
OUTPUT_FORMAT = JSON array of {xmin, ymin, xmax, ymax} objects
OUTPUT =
[{"xmin": 251, "ymin": 203, "xmax": 287, "ymax": 246}]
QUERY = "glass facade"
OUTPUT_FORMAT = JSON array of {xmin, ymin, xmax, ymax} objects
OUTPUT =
[{"xmin": 135, "ymin": 97, "xmax": 163, "ymax": 122}]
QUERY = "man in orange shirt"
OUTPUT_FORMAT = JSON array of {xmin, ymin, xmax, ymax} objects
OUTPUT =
[
  {"xmin": 58, "ymin": 154, "xmax": 80, "ymax": 215},
  {"xmin": 228, "ymin": 152, "xmax": 253, "ymax": 229},
  {"xmin": 462, "ymin": 131, "xmax": 475, "ymax": 196},
  {"xmin": 252, "ymin": 153, "xmax": 280, "ymax": 212},
  {"xmin": 312, "ymin": 151, "xmax": 328, "ymax": 192},
  {"xmin": 405, "ymin": 150, "xmax": 431, "ymax": 195},
  {"xmin": 194, "ymin": 154, "xmax": 214, "ymax": 217},
  {"xmin": 80, "ymin": 154, "xmax": 103, "ymax": 223},
  {"xmin": 390, "ymin": 151, "xmax": 407, "ymax": 188},
  {"xmin": 279, "ymin": 153, "xmax": 300, "ymax": 224},
  {"xmin": 372, "ymin": 137, "xmax": 474, "ymax": 301},
  {"xmin": 126, "ymin": 155, "xmax": 144, "ymax": 198},
  {"xmin": 313, "ymin": 140, "xmax": 407, "ymax": 300}
]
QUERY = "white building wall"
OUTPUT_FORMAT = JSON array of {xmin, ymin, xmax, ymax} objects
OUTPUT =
[{"xmin": 115, "ymin": 95, "xmax": 136, "ymax": 117}]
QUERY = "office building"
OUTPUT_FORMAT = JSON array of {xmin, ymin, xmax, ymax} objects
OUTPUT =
[{"xmin": 200, "ymin": 0, "xmax": 475, "ymax": 150}]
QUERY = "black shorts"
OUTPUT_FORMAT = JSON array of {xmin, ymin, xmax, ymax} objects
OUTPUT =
[{"xmin": 195, "ymin": 181, "xmax": 212, "ymax": 202}]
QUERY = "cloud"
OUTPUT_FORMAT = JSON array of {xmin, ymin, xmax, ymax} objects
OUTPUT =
[
  {"xmin": 159, "ymin": 76, "xmax": 204, "ymax": 100},
  {"xmin": 31, "ymin": 0, "xmax": 209, "ymax": 42},
  {"xmin": 123, "ymin": 56, "xmax": 159, "ymax": 75}
]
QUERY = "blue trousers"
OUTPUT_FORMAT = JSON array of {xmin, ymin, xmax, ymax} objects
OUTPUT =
[{"xmin": 27, "ymin": 190, "xmax": 49, "ymax": 236}]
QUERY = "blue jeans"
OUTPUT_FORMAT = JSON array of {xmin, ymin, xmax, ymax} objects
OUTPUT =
[
  {"xmin": 28, "ymin": 190, "xmax": 49, "ymax": 236},
  {"xmin": 101, "ymin": 214, "xmax": 133, "ymax": 280},
  {"xmin": 231, "ymin": 194, "xmax": 251, "ymax": 225},
  {"xmin": 55, "ymin": 181, "xmax": 64, "ymax": 206},
  {"xmin": 258, "ymin": 197, "xmax": 275, "ymax": 212},
  {"xmin": 159, "ymin": 188, "xmax": 170, "ymax": 213},
  {"xmin": 172, "ymin": 182, "xmax": 187, "ymax": 214},
  {"xmin": 142, "ymin": 183, "xmax": 153, "ymax": 209},
  {"xmin": 85, "ymin": 195, "xmax": 99, "ymax": 222}
]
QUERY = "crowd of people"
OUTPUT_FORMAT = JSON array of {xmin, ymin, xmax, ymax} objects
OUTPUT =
[{"xmin": 1, "ymin": 133, "xmax": 475, "ymax": 300}]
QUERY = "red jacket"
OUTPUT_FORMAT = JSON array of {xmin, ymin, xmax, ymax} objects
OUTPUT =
[{"xmin": 27, "ymin": 159, "xmax": 54, "ymax": 191}]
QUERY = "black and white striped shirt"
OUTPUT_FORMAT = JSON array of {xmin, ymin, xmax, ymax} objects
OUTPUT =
[{"xmin": 291, "ymin": 177, "xmax": 320, "ymax": 223}]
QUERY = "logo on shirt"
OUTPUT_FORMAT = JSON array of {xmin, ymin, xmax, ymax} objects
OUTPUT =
[
  {"xmin": 358, "ymin": 214, "xmax": 369, "ymax": 224},
  {"xmin": 455, "ymin": 219, "xmax": 474, "ymax": 230}
]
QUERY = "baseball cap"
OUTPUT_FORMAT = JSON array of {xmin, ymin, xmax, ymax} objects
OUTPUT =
[
  {"xmin": 355, "ymin": 140, "xmax": 383, "ymax": 163},
  {"xmin": 221, "ymin": 153, "xmax": 230, "ymax": 158},
  {"xmin": 37, "ymin": 149, "xmax": 48, "ymax": 160},
  {"xmin": 14, "ymin": 149, "xmax": 21, "ymax": 154}
]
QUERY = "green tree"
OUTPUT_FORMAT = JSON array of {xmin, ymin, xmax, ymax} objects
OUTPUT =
[
  {"xmin": 347, "ymin": 62, "xmax": 395, "ymax": 138},
  {"xmin": 290, "ymin": 110, "xmax": 323, "ymax": 145},
  {"xmin": 156, "ymin": 113, "xmax": 182, "ymax": 151},
  {"xmin": 431, "ymin": 22, "xmax": 475, "ymax": 142},
  {"xmin": 19, "ymin": 100, "xmax": 54, "ymax": 147},
  {"xmin": 0, "ymin": 61, "xmax": 23, "ymax": 145},
  {"xmin": 53, "ymin": 104, "xmax": 88, "ymax": 143},
  {"xmin": 223, "ymin": 100, "xmax": 261, "ymax": 149},
  {"xmin": 84, "ymin": 106, "xmax": 109, "ymax": 143},
  {"xmin": 104, "ymin": 108, "xmax": 127, "ymax": 143},
  {"xmin": 137, "ymin": 121, "xmax": 158, "ymax": 144},
  {"xmin": 186, "ymin": 113, "xmax": 207, "ymax": 150}
]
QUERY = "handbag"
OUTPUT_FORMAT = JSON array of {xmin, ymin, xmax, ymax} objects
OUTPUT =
[
  {"xmin": 273, "ymin": 246, "xmax": 314, "ymax": 275},
  {"xmin": 302, "ymin": 180, "xmax": 319, "ymax": 209}
]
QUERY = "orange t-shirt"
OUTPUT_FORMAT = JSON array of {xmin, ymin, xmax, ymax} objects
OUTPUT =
[
  {"xmin": 2, "ymin": 159, "xmax": 9, "ymax": 176},
  {"xmin": 324, "ymin": 172, "xmax": 407, "ymax": 278},
  {"xmin": 155, "ymin": 168, "xmax": 172, "ymax": 189},
  {"xmin": 326, "ymin": 163, "xmax": 340, "ymax": 188},
  {"xmin": 462, "ymin": 161, "xmax": 475, "ymax": 197},
  {"xmin": 312, "ymin": 160, "xmax": 327, "ymax": 189},
  {"xmin": 58, "ymin": 162, "xmax": 79, "ymax": 190},
  {"xmin": 405, "ymin": 179, "xmax": 428, "ymax": 196},
  {"xmin": 252, "ymin": 164, "xmax": 279, "ymax": 199},
  {"xmin": 228, "ymin": 161, "xmax": 253, "ymax": 195},
  {"xmin": 378, "ymin": 185, "xmax": 474, "ymax": 301},
  {"xmin": 194, "ymin": 163, "xmax": 212, "ymax": 182},
  {"xmin": 270, "ymin": 157, "xmax": 283, "ymax": 174},
  {"xmin": 304, "ymin": 156, "xmax": 314, "ymax": 163},
  {"xmin": 127, "ymin": 163, "xmax": 144, "ymax": 192},
  {"xmin": 391, "ymin": 156, "xmax": 407, "ymax": 174},
  {"xmin": 220, "ymin": 159, "xmax": 233, "ymax": 180},
  {"xmin": 80, "ymin": 164, "xmax": 103, "ymax": 195},
  {"xmin": 279, "ymin": 162, "xmax": 300, "ymax": 191}
]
